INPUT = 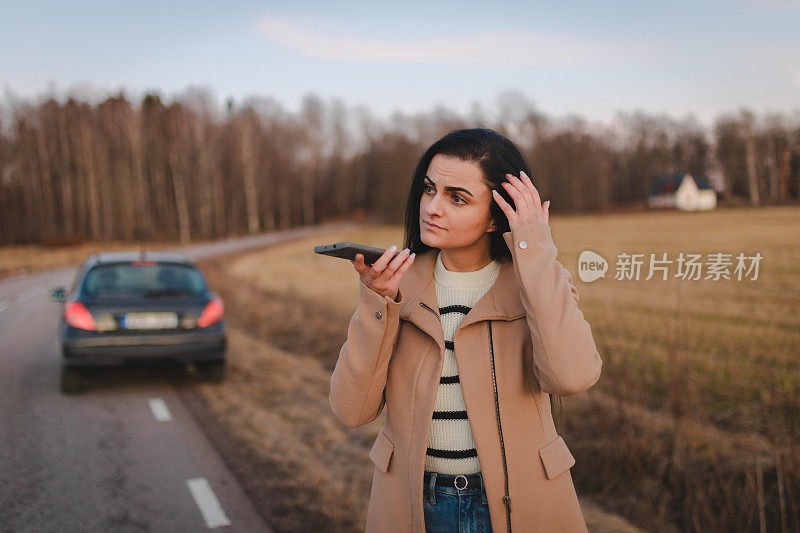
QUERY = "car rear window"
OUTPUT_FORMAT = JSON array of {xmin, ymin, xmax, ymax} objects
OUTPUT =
[{"xmin": 81, "ymin": 262, "xmax": 208, "ymax": 298}]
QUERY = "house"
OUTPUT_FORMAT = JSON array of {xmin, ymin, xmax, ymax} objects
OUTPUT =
[{"xmin": 647, "ymin": 172, "xmax": 717, "ymax": 211}]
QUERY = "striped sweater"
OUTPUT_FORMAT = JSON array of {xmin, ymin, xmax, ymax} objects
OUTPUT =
[{"xmin": 424, "ymin": 251, "xmax": 501, "ymax": 474}]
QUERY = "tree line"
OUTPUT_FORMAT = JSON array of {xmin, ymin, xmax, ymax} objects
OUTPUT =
[{"xmin": 0, "ymin": 89, "xmax": 797, "ymax": 245}]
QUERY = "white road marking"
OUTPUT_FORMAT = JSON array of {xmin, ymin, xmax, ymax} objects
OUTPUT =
[
  {"xmin": 18, "ymin": 287, "xmax": 44, "ymax": 302},
  {"xmin": 187, "ymin": 477, "xmax": 231, "ymax": 528},
  {"xmin": 0, "ymin": 301, "xmax": 7, "ymax": 313},
  {"xmin": 148, "ymin": 398, "xmax": 172, "ymax": 422}
]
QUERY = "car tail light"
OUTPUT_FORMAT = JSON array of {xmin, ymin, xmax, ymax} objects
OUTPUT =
[
  {"xmin": 64, "ymin": 301, "xmax": 98, "ymax": 331},
  {"xmin": 197, "ymin": 297, "xmax": 224, "ymax": 328}
]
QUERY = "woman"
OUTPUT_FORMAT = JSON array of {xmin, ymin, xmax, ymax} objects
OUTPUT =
[{"xmin": 330, "ymin": 128, "xmax": 602, "ymax": 532}]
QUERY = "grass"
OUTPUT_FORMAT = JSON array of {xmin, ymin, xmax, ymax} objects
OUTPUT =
[
  {"xmin": 0, "ymin": 239, "xmax": 181, "ymax": 279},
  {"xmin": 5, "ymin": 204, "xmax": 796, "ymax": 531},
  {"xmin": 227, "ymin": 207, "xmax": 800, "ymax": 446},
  {"xmin": 197, "ymin": 205, "xmax": 800, "ymax": 531}
]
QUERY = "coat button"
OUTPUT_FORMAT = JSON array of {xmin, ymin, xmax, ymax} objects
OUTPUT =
[
  {"xmin": 375, "ymin": 310, "xmax": 383, "ymax": 319},
  {"xmin": 519, "ymin": 240, "xmax": 528, "ymax": 249}
]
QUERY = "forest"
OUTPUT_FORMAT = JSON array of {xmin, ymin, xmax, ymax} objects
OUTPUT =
[{"xmin": 1, "ymin": 88, "xmax": 797, "ymax": 245}]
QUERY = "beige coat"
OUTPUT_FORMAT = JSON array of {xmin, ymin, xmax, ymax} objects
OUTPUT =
[{"xmin": 329, "ymin": 220, "xmax": 603, "ymax": 532}]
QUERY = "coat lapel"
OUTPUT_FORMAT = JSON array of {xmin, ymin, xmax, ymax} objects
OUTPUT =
[
  {"xmin": 459, "ymin": 258, "xmax": 526, "ymax": 327},
  {"xmin": 398, "ymin": 250, "xmax": 444, "ymax": 350},
  {"xmin": 398, "ymin": 249, "xmax": 526, "ymax": 343}
]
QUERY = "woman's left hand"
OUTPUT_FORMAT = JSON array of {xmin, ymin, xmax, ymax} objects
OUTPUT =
[{"xmin": 491, "ymin": 171, "xmax": 550, "ymax": 231}]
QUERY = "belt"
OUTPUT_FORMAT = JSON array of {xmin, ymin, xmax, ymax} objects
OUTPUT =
[{"xmin": 424, "ymin": 471, "xmax": 482, "ymax": 490}]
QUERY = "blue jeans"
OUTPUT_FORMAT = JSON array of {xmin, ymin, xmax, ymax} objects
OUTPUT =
[{"xmin": 423, "ymin": 471, "xmax": 493, "ymax": 533}]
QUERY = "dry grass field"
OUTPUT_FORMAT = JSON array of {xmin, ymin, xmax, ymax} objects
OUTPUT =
[
  {"xmin": 6, "ymin": 205, "xmax": 796, "ymax": 531},
  {"xmin": 227, "ymin": 207, "xmax": 800, "ymax": 446},
  {"xmin": 198, "ymin": 208, "xmax": 800, "ymax": 531},
  {"xmin": 185, "ymin": 205, "xmax": 799, "ymax": 532},
  {"xmin": 0, "ymin": 239, "xmax": 181, "ymax": 279}
]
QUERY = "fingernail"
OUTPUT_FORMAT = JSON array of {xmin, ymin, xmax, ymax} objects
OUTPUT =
[
  {"xmin": 403, "ymin": 248, "xmax": 409, "ymax": 253},
  {"xmin": 411, "ymin": 253, "xmax": 416, "ymax": 258},
  {"xmin": 545, "ymin": 201, "xmax": 550, "ymax": 208},
  {"xmin": 389, "ymin": 245, "xmax": 397, "ymax": 251}
]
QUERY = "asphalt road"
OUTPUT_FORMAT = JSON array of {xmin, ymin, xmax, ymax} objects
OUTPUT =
[{"xmin": 0, "ymin": 220, "xmax": 356, "ymax": 532}]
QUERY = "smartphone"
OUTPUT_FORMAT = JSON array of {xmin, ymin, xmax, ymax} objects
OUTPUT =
[{"xmin": 314, "ymin": 242, "xmax": 402, "ymax": 265}]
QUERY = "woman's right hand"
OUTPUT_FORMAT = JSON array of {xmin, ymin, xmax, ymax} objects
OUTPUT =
[{"xmin": 350, "ymin": 246, "xmax": 415, "ymax": 302}]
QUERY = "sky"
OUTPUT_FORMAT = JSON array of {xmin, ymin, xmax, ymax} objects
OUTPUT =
[{"xmin": 1, "ymin": 0, "xmax": 798, "ymax": 128}]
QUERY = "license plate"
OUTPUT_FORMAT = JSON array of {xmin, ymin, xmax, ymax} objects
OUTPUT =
[{"xmin": 122, "ymin": 312, "xmax": 179, "ymax": 330}]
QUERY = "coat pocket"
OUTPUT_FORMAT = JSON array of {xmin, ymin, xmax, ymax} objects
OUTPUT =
[
  {"xmin": 538, "ymin": 435, "xmax": 576, "ymax": 480},
  {"xmin": 369, "ymin": 429, "xmax": 395, "ymax": 474}
]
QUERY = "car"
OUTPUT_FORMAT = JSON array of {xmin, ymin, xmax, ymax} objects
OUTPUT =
[{"xmin": 51, "ymin": 251, "xmax": 227, "ymax": 393}]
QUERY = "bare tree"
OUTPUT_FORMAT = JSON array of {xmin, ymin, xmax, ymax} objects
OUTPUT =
[
  {"xmin": 742, "ymin": 110, "xmax": 761, "ymax": 206},
  {"xmin": 1, "ymin": 90, "xmax": 798, "ymax": 246}
]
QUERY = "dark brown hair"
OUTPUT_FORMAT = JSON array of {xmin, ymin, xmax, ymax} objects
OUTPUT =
[
  {"xmin": 402, "ymin": 128, "xmax": 536, "ymax": 262},
  {"xmin": 401, "ymin": 128, "xmax": 567, "ymax": 414}
]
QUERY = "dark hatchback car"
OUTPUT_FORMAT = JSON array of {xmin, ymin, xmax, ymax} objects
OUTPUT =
[{"xmin": 51, "ymin": 251, "xmax": 227, "ymax": 392}]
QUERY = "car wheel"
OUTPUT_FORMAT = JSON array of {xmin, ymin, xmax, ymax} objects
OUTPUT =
[
  {"xmin": 61, "ymin": 366, "xmax": 85, "ymax": 393},
  {"xmin": 199, "ymin": 360, "xmax": 226, "ymax": 383}
]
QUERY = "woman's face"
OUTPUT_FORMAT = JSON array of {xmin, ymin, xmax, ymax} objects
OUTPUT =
[{"xmin": 419, "ymin": 153, "xmax": 496, "ymax": 251}]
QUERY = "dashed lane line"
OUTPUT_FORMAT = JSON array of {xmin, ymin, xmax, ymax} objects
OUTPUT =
[
  {"xmin": 148, "ymin": 398, "xmax": 173, "ymax": 422},
  {"xmin": 187, "ymin": 477, "xmax": 231, "ymax": 528}
]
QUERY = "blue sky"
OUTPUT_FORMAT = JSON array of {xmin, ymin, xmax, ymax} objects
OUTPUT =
[{"xmin": 1, "ymin": 0, "xmax": 798, "ymax": 127}]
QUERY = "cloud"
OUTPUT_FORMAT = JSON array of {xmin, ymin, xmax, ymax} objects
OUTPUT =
[{"xmin": 256, "ymin": 15, "xmax": 642, "ymax": 67}]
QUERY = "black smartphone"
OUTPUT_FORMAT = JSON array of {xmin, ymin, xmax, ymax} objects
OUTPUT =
[{"xmin": 314, "ymin": 242, "xmax": 402, "ymax": 264}]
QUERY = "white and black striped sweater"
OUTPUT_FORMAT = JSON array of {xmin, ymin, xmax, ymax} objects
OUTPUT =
[{"xmin": 425, "ymin": 251, "xmax": 501, "ymax": 475}]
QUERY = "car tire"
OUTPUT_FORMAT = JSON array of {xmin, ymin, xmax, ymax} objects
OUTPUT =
[
  {"xmin": 198, "ymin": 360, "xmax": 226, "ymax": 383},
  {"xmin": 61, "ymin": 366, "xmax": 85, "ymax": 393}
]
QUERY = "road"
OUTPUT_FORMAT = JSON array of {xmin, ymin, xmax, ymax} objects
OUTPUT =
[{"xmin": 0, "ymin": 221, "xmax": 355, "ymax": 532}]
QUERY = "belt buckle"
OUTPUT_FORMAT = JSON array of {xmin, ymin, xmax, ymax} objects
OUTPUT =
[{"xmin": 454, "ymin": 475, "xmax": 468, "ymax": 490}]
